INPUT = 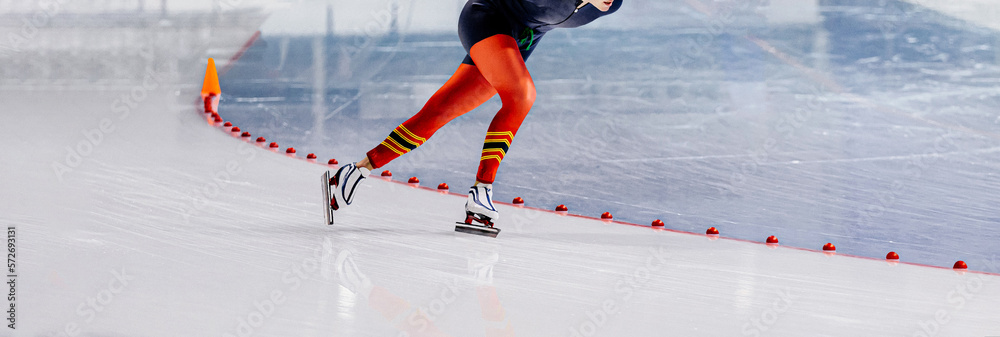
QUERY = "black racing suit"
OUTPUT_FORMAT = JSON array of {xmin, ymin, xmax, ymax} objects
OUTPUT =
[{"xmin": 458, "ymin": 0, "xmax": 623, "ymax": 65}]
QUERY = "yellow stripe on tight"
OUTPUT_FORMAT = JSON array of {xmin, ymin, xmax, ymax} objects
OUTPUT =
[
  {"xmin": 380, "ymin": 141, "xmax": 406, "ymax": 155},
  {"xmin": 386, "ymin": 137, "xmax": 411, "ymax": 153},
  {"xmin": 397, "ymin": 125, "xmax": 427, "ymax": 143},
  {"xmin": 485, "ymin": 131, "xmax": 513, "ymax": 139}
]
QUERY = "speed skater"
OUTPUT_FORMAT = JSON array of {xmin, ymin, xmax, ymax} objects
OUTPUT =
[{"xmin": 327, "ymin": 0, "xmax": 622, "ymax": 230}]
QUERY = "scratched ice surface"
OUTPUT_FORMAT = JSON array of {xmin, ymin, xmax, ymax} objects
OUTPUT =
[{"xmin": 223, "ymin": 0, "xmax": 1000, "ymax": 267}]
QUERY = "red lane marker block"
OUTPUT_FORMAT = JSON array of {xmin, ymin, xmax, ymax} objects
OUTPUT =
[
  {"xmin": 224, "ymin": 122, "xmax": 232, "ymax": 127},
  {"xmin": 651, "ymin": 219, "xmax": 665, "ymax": 227},
  {"xmin": 408, "ymin": 177, "xmax": 420, "ymax": 185},
  {"xmin": 601, "ymin": 212, "xmax": 613, "ymax": 220},
  {"xmin": 241, "ymin": 132, "xmax": 251, "ymax": 138},
  {"xmin": 285, "ymin": 147, "xmax": 296, "ymax": 154},
  {"xmin": 886, "ymin": 251, "xmax": 900, "ymax": 265},
  {"xmin": 765, "ymin": 235, "xmax": 779, "ymax": 249},
  {"xmin": 555, "ymin": 204, "xmax": 568, "ymax": 215},
  {"xmin": 203, "ymin": 93, "xmax": 218, "ymax": 113},
  {"xmin": 306, "ymin": 153, "xmax": 317, "ymax": 159},
  {"xmin": 231, "ymin": 127, "xmax": 241, "ymax": 133},
  {"xmin": 823, "ymin": 243, "xmax": 837, "ymax": 256},
  {"xmin": 954, "ymin": 260, "xmax": 968, "ymax": 275},
  {"xmin": 512, "ymin": 197, "xmax": 524, "ymax": 206},
  {"xmin": 256, "ymin": 137, "xmax": 266, "ymax": 143},
  {"xmin": 437, "ymin": 183, "xmax": 449, "ymax": 190},
  {"xmin": 269, "ymin": 142, "xmax": 279, "ymax": 152},
  {"xmin": 327, "ymin": 159, "xmax": 339, "ymax": 166},
  {"xmin": 213, "ymin": 114, "xmax": 223, "ymax": 123},
  {"xmin": 380, "ymin": 170, "xmax": 392, "ymax": 180},
  {"xmin": 705, "ymin": 227, "xmax": 719, "ymax": 241}
]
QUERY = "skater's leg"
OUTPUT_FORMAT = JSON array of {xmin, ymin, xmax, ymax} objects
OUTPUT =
[
  {"xmin": 468, "ymin": 34, "xmax": 536, "ymax": 184},
  {"xmin": 457, "ymin": 34, "xmax": 534, "ymax": 226},
  {"xmin": 363, "ymin": 64, "xmax": 497, "ymax": 170}
]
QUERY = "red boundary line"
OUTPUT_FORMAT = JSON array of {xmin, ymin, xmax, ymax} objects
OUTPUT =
[
  {"xmin": 379, "ymin": 179, "xmax": 999, "ymax": 276},
  {"xmin": 198, "ymin": 112, "xmax": 1000, "ymax": 277},
  {"xmin": 194, "ymin": 31, "xmax": 1000, "ymax": 277},
  {"xmin": 219, "ymin": 30, "xmax": 261, "ymax": 77}
]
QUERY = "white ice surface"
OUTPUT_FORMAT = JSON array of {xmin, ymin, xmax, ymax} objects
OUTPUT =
[
  {"xmin": 903, "ymin": 0, "xmax": 1000, "ymax": 31},
  {"xmin": 3, "ymin": 84, "xmax": 1000, "ymax": 336}
]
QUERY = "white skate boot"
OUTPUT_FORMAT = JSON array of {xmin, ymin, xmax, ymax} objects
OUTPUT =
[
  {"xmin": 455, "ymin": 184, "xmax": 501, "ymax": 237},
  {"xmin": 321, "ymin": 162, "xmax": 370, "ymax": 225}
]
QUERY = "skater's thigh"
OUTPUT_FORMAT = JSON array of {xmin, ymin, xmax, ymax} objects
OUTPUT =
[{"xmin": 468, "ymin": 35, "xmax": 534, "ymax": 98}]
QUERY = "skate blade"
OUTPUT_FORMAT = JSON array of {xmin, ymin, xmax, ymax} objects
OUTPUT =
[
  {"xmin": 455, "ymin": 222, "xmax": 500, "ymax": 238},
  {"xmin": 321, "ymin": 170, "xmax": 334, "ymax": 225}
]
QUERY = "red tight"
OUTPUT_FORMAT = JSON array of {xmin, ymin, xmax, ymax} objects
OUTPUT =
[{"xmin": 366, "ymin": 35, "xmax": 536, "ymax": 184}]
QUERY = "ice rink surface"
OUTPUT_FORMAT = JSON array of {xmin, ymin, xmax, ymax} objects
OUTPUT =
[
  {"xmin": 3, "ymin": 0, "xmax": 1000, "ymax": 336},
  {"xmin": 223, "ymin": 0, "xmax": 1000, "ymax": 268}
]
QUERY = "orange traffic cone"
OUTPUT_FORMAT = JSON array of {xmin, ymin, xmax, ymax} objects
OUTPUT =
[{"xmin": 201, "ymin": 58, "xmax": 221, "ymax": 113}]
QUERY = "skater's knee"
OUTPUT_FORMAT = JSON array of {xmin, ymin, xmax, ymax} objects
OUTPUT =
[
  {"xmin": 521, "ymin": 80, "xmax": 537, "ymax": 105},
  {"xmin": 497, "ymin": 79, "xmax": 535, "ymax": 109}
]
